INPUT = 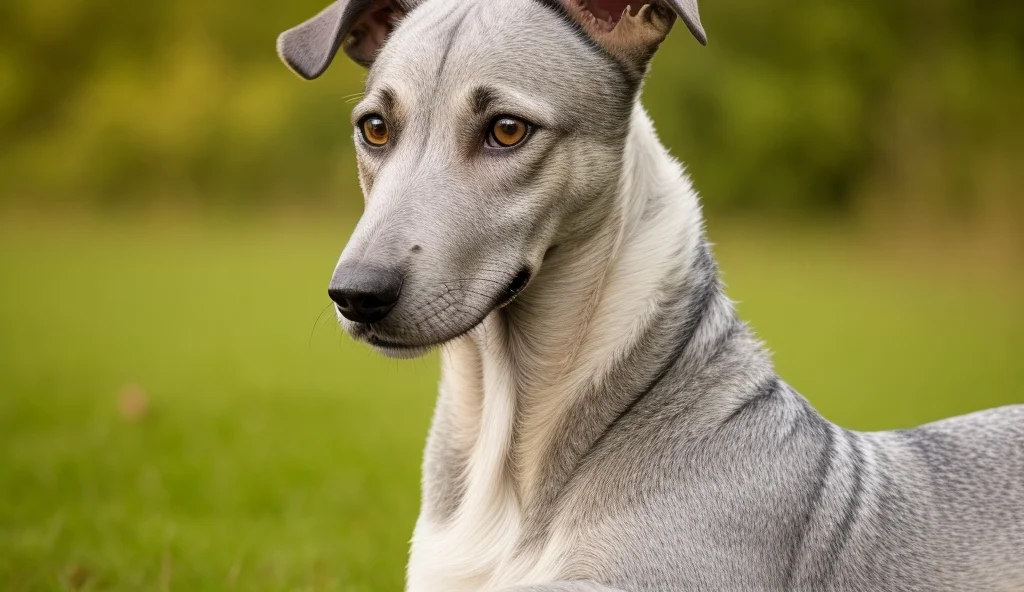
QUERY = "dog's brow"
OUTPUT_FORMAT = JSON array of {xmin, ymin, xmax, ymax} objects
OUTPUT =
[
  {"xmin": 377, "ymin": 86, "xmax": 398, "ymax": 116},
  {"xmin": 465, "ymin": 86, "xmax": 558, "ymax": 130},
  {"xmin": 471, "ymin": 87, "xmax": 496, "ymax": 116},
  {"xmin": 354, "ymin": 85, "xmax": 400, "ymax": 124}
]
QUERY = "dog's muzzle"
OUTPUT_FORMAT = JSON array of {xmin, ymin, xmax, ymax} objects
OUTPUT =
[{"xmin": 328, "ymin": 264, "xmax": 403, "ymax": 324}]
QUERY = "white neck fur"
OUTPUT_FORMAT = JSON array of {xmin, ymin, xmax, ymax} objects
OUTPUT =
[{"xmin": 408, "ymin": 103, "xmax": 709, "ymax": 591}]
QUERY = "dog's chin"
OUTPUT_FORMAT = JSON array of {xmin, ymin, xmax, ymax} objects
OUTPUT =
[
  {"xmin": 366, "ymin": 338, "xmax": 434, "ymax": 360},
  {"xmin": 342, "ymin": 319, "xmax": 470, "ymax": 359},
  {"xmin": 346, "ymin": 318, "xmax": 485, "ymax": 359}
]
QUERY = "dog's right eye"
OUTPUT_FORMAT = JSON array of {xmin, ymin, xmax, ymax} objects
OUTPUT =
[
  {"xmin": 486, "ymin": 116, "xmax": 529, "ymax": 149},
  {"xmin": 359, "ymin": 115, "xmax": 389, "ymax": 147}
]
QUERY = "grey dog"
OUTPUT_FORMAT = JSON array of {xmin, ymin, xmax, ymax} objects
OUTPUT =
[{"xmin": 277, "ymin": 0, "xmax": 1024, "ymax": 589}]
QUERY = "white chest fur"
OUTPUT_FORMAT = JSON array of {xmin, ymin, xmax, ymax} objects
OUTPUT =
[
  {"xmin": 406, "ymin": 334, "xmax": 574, "ymax": 592},
  {"xmin": 406, "ymin": 498, "xmax": 572, "ymax": 592}
]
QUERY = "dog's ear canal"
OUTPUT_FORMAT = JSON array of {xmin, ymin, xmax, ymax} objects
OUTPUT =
[
  {"xmin": 559, "ymin": 0, "xmax": 706, "ymax": 80},
  {"xmin": 277, "ymin": 0, "xmax": 418, "ymax": 79}
]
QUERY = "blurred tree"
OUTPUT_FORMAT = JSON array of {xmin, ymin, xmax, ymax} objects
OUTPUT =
[{"xmin": 1, "ymin": 0, "xmax": 1021, "ymax": 223}]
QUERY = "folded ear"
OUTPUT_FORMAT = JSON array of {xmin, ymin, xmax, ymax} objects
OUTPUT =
[
  {"xmin": 277, "ymin": 0, "xmax": 417, "ymax": 79},
  {"xmin": 556, "ymin": 0, "xmax": 706, "ymax": 80},
  {"xmin": 665, "ymin": 0, "xmax": 706, "ymax": 46}
]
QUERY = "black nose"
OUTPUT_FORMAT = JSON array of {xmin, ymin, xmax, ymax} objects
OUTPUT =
[{"xmin": 328, "ymin": 265, "xmax": 403, "ymax": 324}]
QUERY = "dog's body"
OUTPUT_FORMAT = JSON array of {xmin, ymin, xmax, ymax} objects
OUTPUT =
[{"xmin": 277, "ymin": 0, "xmax": 1024, "ymax": 589}]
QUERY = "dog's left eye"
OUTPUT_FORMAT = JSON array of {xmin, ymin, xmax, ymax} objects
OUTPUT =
[
  {"xmin": 359, "ymin": 115, "xmax": 389, "ymax": 147},
  {"xmin": 486, "ymin": 117, "xmax": 529, "ymax": 148}
]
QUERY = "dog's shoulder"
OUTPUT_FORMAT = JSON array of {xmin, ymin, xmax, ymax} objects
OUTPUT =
[{"xmin": 904, "ymin": 404, "xmax": 1024, "ymax": 464}]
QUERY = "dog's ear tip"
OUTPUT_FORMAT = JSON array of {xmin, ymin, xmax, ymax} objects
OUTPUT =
[
  {"xmin": 663, "ymin": 0, "xmax": 707, "ymax": 46},
  {"xmin": 277, "ymin": 31, "xmax": 326, "ymax": 80},
  {"xmin": 287, "ymin": 65, "xmax": 324, "ymax": 81},
  {"xmin": 278, "ymin": 0, "xmax": 412, "ymax": 74},
  {"xmin": 682, "ymin": 17, "xmax": 707, "ymax": 45}
]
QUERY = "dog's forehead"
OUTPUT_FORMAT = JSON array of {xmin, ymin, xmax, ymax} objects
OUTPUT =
[{"xmin": 366, "ymin": 0, "xmax": 622, "ymax": 101}]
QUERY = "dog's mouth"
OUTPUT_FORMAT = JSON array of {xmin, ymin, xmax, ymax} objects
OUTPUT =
[
  {"xmin": 364, "ymin": 335, "xmax": 432, "ymax": 357},
  {"xmin": 346, "ymin": 267, "xmax": 533, "ymax": 357},
  {"xmin": 358, "ymin": 323, "xmax": 476, "ymax": 359},
  {"xmin": 495, "ymin": 268, "xmax": 532, "ymax": 309},
  {"xmin": 365, "ymin": 335, "xmax": 416, "ymax": 349}
]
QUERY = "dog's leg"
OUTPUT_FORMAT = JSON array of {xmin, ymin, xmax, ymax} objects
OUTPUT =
[{"xmin": 494, "ymin": 583, "xmax": 629, "ymax": 592}]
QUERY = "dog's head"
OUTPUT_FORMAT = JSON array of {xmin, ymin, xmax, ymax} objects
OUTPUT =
[{"xmin": 278, "ymin": 0, "xmax": 704, "ymax": 358}]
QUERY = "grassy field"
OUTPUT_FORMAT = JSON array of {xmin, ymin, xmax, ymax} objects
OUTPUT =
[{"xmin": 1, "ymin": 215, "xmax": 1021, "ymax": 591}]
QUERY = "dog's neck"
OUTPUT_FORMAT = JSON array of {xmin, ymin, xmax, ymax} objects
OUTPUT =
[{"xmin": 426, "ymin": 103, "xmax": 751, "ymax": 527}]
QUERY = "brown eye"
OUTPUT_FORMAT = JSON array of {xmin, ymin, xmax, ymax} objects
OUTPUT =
[
  {"xmin": 487, "ymin": 117, "xmax": 529, "ymax": 148},
  {"xmin": 360, "ymin": 115, "xmax": 389, "ymax": 147}
]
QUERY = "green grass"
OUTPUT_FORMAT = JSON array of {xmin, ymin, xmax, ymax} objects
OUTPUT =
[{"xmin": 1, "ymin": 215, "xmax": 1021, "ymax": 591}]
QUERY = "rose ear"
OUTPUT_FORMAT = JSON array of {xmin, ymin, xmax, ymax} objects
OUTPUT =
[
  {"xmin": 556, "ymin": 0, "xmax": 706, "ymax": 79},
  {"xmin": 277, "ymin": 0, "xmax": 417, "ymax": 79},
  {"xmin": 665, "ymin": 0, "xmax": 706, "ymax": 46}
]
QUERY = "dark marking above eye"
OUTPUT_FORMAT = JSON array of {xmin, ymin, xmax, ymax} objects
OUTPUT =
[
  {"xmin": 411, "ymin": 245, "xmax": 422, "ymax": 253},
  {"xmin": 472, "ymin": 86, "xmax": 497, "ymax": 116},
  {"xmin": 377, "ymin": 86, "xmax": 398, "ymax": 117}
]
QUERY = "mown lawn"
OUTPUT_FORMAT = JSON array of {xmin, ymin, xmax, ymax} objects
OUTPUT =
[{"xmin": 1, "ymin": 215, "xmax": 1021, "ymax": 591}]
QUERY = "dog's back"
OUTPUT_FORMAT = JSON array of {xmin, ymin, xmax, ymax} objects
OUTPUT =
[
  {"xmin": 857, "ymin": 406, "xmax": 1024, "ymax": 589},
  {"xmin": 556, "ymin": 371, "xmax": 1024, "ymax": 591}
]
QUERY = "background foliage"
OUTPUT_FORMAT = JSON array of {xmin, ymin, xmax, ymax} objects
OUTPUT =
[{"xmin": 1, "ymin": 0, "xmax": 1022, "ymax": 224}]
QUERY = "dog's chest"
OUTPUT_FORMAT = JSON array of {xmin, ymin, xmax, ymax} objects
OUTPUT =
[{"xmin": 405, "ymin": 497, "xmax": 570, "ymax": 592}]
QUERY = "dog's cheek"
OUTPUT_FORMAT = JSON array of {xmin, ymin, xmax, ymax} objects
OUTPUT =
[
  {"xmin": 356, "ymin": 157, "xmax": 378, "ymax": 198},
  {"xmin": 558, "ymin": 148, "xmax": 625, "ymax": 239}
]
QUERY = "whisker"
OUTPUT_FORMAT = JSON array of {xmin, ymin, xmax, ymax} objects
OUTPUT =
[{"xmin": 309, "ymin": 303, "xmax": 336, "ymax": 348}]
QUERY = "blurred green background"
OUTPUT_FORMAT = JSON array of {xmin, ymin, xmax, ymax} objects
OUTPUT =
[{"xmin": 0, "ymin": 0, "xmax": 1022, "ymax": 590}]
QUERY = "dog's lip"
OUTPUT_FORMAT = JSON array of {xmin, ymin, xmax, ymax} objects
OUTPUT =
[
  {"xmin": 359, "ymin": 312, "xmax": 491, "ymax": 351},
  {"xmin": 363, "ymin": 323, "xmax": 479, "ymax": 350},
  {"xmin": 349, "ymin": 268, "xmax": 533, "ymax": 350},
  {"xmin": 365, "ymin": 335, "xmax": 422, "ymax": 349}
]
